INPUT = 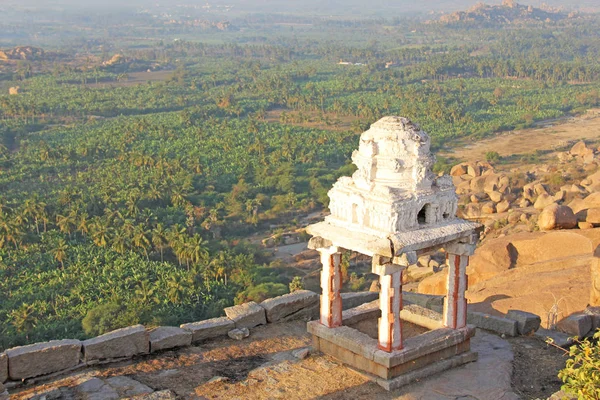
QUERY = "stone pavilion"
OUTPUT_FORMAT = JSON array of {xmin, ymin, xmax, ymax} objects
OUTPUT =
[{"xmin": 306, "ymin": 116, "xmax": 483, "ymax": 390}]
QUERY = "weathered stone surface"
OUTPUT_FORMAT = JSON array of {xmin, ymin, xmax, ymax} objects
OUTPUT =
[
  {"xmin": 403, "ymin": 291, "xmax": 445, "ymax": 311},
  {"xmin": 149, "ymin": 326, "xmax": 192, "ymax": 353},
  {"xmin": 260, "ymin": 290, "xmax": 319, "ymax": 322},
  {"xmin": 83, "ymin": 325, "xmax": 148, "ymax": 362},
  {"xmin": 557, "ymin": 314, "xmax": 593, "ymax": 338},
  {"xmin": 570, "ymin": 141, "xmax": 589, "ymax": 156},
  {"xmin": 341, "ymin": 291, "xmax": 379, "ymax": 310},
  {"xmin": 481, "ymin": 202, "xmax": 496, "ymax": 214},
  {"xmin": 506, "ymin": 310, "xmax": 541, "ymax": 335},
  {"xmin": 535, "ymin": 328, "xmax": 575, "ymax": 348},
  {"xmin": 534, "ymin": 194, "xmax": 555, "ymax": 210},
  {"xmin": 538, "ymin": 204, "xmax": 577, "ymax": 230},
  {"xmin": 224, "ymin": 301, "xmax": 266, "ymax": 329},
  {"xmin": 0, "ymin": 384, "xmax": 8, "ymax": 400},
  {"xmin": 585, "ymin": 207, "xmax": 600, "ymax": 224},
  {"xmin": 228, "ymin": 328, "xmax": 250, "ymax": 341},
  {"xmin": 6, "ymin": 339, "xmax": 81, "ymax": 380},
  {"xmin": 467, "ymin": 163, "xmax": 481, "ymax": 177},
  {"xmin": 292, "ymin": 348, "xmax": 310, "ymax": 360},
  {"xmin": 142, "ymin": 390, "xmax": 177, "ymax": 399},
  {"xmin": 0, "ymin": 353, "xmax": 6, "ymax": 383},
  {"xmin": 106, "ymin": 376, "xmax": 153, "ymax": 397},
  {"xmin": 496, "ymin": 199, "xmax": 510, "ymax": 213},
  {"xmin": 489, "ymin": 190, "xmax": 503, "ymax": 203},
  {"xmin": 181, "ymin": 317, "xmax": 234, "ymax": 342},
  {"xmin": 467, "ymin": 312, "xmax": 518, "ymax": 336},
  {"xmin": 583, "ymin": 306, "xmax": 600, "ymax": 331},
  {"xmin": 75, "ymin": 377, "xmax": 119, "ymax": 400},
  {"xmin": 342, "ymin": 299, "xmax": 380, "ymax": 325},
  {"xmin": 450, "ymin": 164, "xmax": 467, "ymax": 176}
]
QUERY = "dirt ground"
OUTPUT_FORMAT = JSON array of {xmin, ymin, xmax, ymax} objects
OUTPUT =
[
  {"xmin": 509, "ymin": 336, "xmax": 566, "ymax": 400},
  {"xmin": 441, "ymin": 109, "xmax": 600, "ymax": 163}
]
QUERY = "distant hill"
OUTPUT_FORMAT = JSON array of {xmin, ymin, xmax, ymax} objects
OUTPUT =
[
  {"xmin": 435, "ymin": 0, "xmax": 574, "ymax": 25},
  {"xmin": 0, "ymin": 46, "xmax": 45, "ymax": 61}
]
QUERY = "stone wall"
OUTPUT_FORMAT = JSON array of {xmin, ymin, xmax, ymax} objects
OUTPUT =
[
  {"xmin": 0, "ymin": 289, "xmax": 543, "ymax": 390},
  {"xmin": 1, "ymin": 290, "xmax": 374, "ymax": 388}
]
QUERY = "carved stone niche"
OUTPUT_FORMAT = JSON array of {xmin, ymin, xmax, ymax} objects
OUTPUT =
[{"xmin": 306, "ymin": 116, "xmax": 482, "ymax": 391}]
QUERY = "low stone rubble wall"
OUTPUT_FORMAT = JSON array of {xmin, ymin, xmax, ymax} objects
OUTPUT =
[
  {"xmin": 0, "ymin": 289, "xmax": 549, "ymax": 389},
  {"xmin": 0, "ymin": 290, "xmax": 367, "ymax": 388}
]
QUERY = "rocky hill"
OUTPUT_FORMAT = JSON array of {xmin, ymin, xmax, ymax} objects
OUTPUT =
[
  {"xmin": 0, "ymin": 47, "xmax": 45, "ymax": 62},
  {"xmin": 436, "ymin": 0, "xmax": 572, "ymax": 25}
]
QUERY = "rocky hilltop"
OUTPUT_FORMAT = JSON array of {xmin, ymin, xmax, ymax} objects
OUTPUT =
[
  {"xmin": 0, "ymin": 47, "xmax": 45, "ymax": 62},
  {"xmin": 436, "ymin": 0, "xmax": 572, "ymax": 25}
]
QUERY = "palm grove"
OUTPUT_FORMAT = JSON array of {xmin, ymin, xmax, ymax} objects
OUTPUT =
[{"xmin": 0, "ymin": 10, "xmax": 599, "ymax": 350}]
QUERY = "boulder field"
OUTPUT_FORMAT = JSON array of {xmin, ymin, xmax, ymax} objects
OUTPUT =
[{"xmin": 419, "ymin": 229, "xmax": 600, "ymax": 327}]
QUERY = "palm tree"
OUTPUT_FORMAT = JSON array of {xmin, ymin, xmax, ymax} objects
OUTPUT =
[
  {"xmin": 132, "ymin": 224, "xmax": 150, "ymax": 260},
  {"xmin": 51, "ymin": 238, "xmax": 68, "ymax": 269},
  {"xmin": 152, "ymin": 223, "xmax": 168, "ymax": 262},
  {"xmin": 10, "ymin": 303, "xmax": 37, "ymax": 341}
]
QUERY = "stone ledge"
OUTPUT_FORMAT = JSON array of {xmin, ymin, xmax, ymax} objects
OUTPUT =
[
  {"xmin": 506, "ymin": 310, "xmax": 541, "ymax": 335},
  {"xmin": 82, "ymin": 325, "xmax": 148, "ymax": 362},
  {"xmin": 149, "ymin": 327, "xmax": 192, "ymax": 353},
  {"xmin": 376, "ymin": 351, "xmax": 478, "ymax": 391},
  {"xmin": 374, "ymin": 326, "xmax": 475, "ymax": 368},
  {"xmin": 342, "ymin": 300, "xmax": 380, "ymax": 326},
  {"xmin": 403, "ymin": 292, "xmax": 444, "ymax": 312},
  {"xmin": 341, "ymin": 292, "xmax": 379, "ymax": 310},
  {"xmin": 260, "ymin": 290, "xmax": 319, "ymax": 323},
  {"xmin": 467, "ymin": 312, "xmax": 518, "ymax": 337},
  {"xmin": 224, "ymin": 301, "xmax": 267, "ymax": 329},
  {"xmin": 309, "ymin": 320, "xmax": 474, "ymax": 369},
  {"xmin": 6, "ymin": 339, "xmax": 81, "ymax": 380},
  {"xmin": 181, "ymin": 317, "xmax": 234, "ymax": 343}
]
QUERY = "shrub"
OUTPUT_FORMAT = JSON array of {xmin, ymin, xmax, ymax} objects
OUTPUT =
[
  {"xmin": 82, "ymin": 302, "xmax": 139, "ymax": 336},
  {"xmin": 234, "ymin": 283, "xmax": 288, "ymax": 304},
  {"xmin": 552, "ymin": 329, "xmax": 600, "ymax": 399},
  {"xmin": 485, "ymin": 151, "xmax": 501, "ymax": 163},
  {"xmin": 289, "ymin": 276, "xmax": 304, "ymax": 292}
]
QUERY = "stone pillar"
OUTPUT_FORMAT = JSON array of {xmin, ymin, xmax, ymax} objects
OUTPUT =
[
  {"xmin": 378, "ymin": 269, "xmax": 403, "ymax": 352},
  {"xmin": 591, "ymin": 247, "xmax": 600, "ymax": 306},
  {"xmin": 319, "ymin": 246, "xmax": 343, "ymax": 328},
  {"xmin": 443, "ymin": 253, "xmax": 469, "ymax": 329}
]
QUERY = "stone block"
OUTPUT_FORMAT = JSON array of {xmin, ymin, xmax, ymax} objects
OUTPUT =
[
  {"xmin": 467, "ymin": 312, "xmax": 518, "ymax": 336},
  {"xmin": 260, "ymin": 290, "xmax": 319, "ymax": 322},
  {"xmin": 342, "ymin": 300, "xmax": 380, "ymax": 325},
  {"xmin": 6, "ymin": 339, "xmax": 81, "ymax": 380},
  {"xmin": 181, "ymin": 317, "xmax": 234, "ymax": 342},
  {"xmin": 0, "ymin": 353, "xmax": 6, "ymax": 383},
  {"xmin": 583, "ymin": 306, "xmax": 600, "ymax": 331},
  {"xmin": 82, "ymin": 325, "xmax": 148, "ymax": 362},
  {"xmin": 506, "ymin": 310, "xmax": 541, "ymax": 335},
  {"xmin": 149, "ymin": 327, "xmax": 192, "ymax": 353},
  {"xmin": 377, "ymin": 351, "xmax": 478, "ymax": 391},
  {"xmin": 402, "ymin": 291, "xmax": 444, "ymax": 312},
  {"xmin": 341, "ymin": 292, "xmax": 379, "ymax": 310},
  {"xmin": 224, "ymin": 301, "xmax": 266, "ymax": 329},
  {"xmin": 557, "ymin": 314, "xmax": 593, "ymax": 338},
  {"xmin": 535, "ymin": 328, "xmax": 574, "ymax": 348},
  {"xmin": 228, "ymin": 328, "xmax": 250, "ymax": 341}
]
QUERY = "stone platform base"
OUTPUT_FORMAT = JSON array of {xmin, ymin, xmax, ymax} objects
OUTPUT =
[{"xmin": 308, "ymin": 307, "xmax": 477, "ymax": 391}]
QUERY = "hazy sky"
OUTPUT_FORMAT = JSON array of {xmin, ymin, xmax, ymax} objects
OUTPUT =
[{"xmin": 4, "ymin": 0, "xmax": 597, "ymax": 14}]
